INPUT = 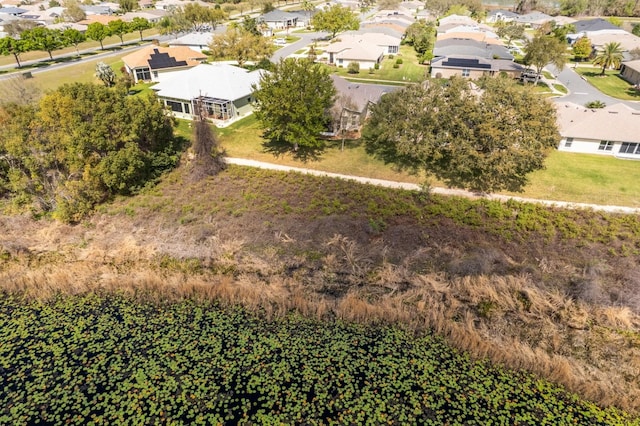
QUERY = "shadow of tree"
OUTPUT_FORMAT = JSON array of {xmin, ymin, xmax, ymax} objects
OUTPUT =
[{"xmin": 262, "ymin": 138, "xmax": 324, "ymax": 162}]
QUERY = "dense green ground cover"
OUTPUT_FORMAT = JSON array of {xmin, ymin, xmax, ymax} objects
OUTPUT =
[{"xmin": 0, "ymin": 294, "xmax": 635, "ymax": 425}]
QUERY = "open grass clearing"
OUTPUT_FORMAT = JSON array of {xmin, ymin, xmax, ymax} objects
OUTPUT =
[{"xmin": 574, "ymin": 66, "xmax": 640, "ymax": 100}]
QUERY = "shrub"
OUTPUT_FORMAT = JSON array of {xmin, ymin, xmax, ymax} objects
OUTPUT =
[
  {"xmin": 395, "ymin": 58, "xmax": 403, "ymax": 65},
  {"xmin": 393, "ymin": 63, "xmax": 399, "ymax": 68},
  {"xmin": 374, "ymin": 63, "xmax": 379, "ymax": 70},
  {"xmin": 347, "ymin": 61, "xmax": 360, "ymax": 74}
]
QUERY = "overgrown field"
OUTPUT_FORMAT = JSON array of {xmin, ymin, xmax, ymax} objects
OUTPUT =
[
  {"xmin": 1, "ymin": 165, "xmax": 640, "ymax": 418},
  {"xmin": 0, "ymin": 294, "xmax": 635, "ymax": 425}
]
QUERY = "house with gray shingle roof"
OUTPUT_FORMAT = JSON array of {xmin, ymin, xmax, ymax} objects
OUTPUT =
[
  {"xmin": 434, "ymin": 38, "xmax": 513, "ymax": 60},
  {"xmin": 259, "ymin": 10, "xmax": 299, "ymax": 29},
  {"xmin": 430, "ymin": 55, "xmax": 525, "ymax": 79}
]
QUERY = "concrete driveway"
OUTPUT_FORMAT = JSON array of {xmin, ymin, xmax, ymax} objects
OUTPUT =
[
  {"xmin": 270, "ymin": 31, "xmax": 329, "ymax": 63},
  {"xmin": 549, "ymin": 64, "xmax": 640, "ymax": 110}
]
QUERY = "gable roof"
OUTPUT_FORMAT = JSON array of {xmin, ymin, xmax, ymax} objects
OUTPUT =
[
  {"xmin": 122, "ymin": 46, "xmax": 207, "ymax": 69},
  {"xmin": 152, "ymin": 63, "xmax": 263, "ymax": 101},
  {"xmin": 330, "ymin": 75, "xmax": 392, "ymax": 111},
  {"xmin": 431, "ymin": 55, "xmax": 525, "ymax": 73},
  {"xmin": 260, "ymin": 10, "xmax": 299, "ymax": 22},
  {"xmin": 438, "ymin": 14, "xmax": 476, "ymax": 26},
  {"xmin": 325, "ymin": 39, "xmax": 385, "ymax": 61},
  {"xmin": 574, "ymin": 18, "xmax": 621, "ymax": 33},
  {"xmin": 556, "ymin": 102, "xmax": 640, "ymax": 143},
  {"xmin": 623, "ymin": 59, "xmax": 640, "ymax": 73},
  {"xmin": 350, "ymin": 27, "xmax": 403, "ymax": 39},
  {"xmin": 438, "ymin": 32, "xmax": 503, "ymax": 45},
  {"xmin": 514, "ymin": 11, "xmax": 551, "ymax": 24},
  {"xmin": 434, "ymin": 38, "xmax": 513, "ymax": 60},
  {"xmin": 339, "ymin": 32, "xmax": 401, "ymax": 46}
]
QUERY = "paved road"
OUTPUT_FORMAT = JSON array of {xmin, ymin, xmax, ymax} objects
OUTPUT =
[
  {"xmin": 549, "ymin": 65, "xmax": 640, "ymax": 110},
  {"xmin": 270, "ymin": 31, "xmax": 329, "ymax": 62},
  {"xmin": 225, "ymin": 158, "xmax": 640, "ymax": 214}
]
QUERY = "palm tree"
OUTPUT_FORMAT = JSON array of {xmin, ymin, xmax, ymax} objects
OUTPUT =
[{"xmin": 592, "ymin": 42, "xmax": 624, "ymax": 75}]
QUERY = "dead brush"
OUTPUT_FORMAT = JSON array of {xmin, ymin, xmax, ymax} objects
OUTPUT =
[{"xmin": 326, "ymin": 234, "xmax": 371, "ymax": 276}]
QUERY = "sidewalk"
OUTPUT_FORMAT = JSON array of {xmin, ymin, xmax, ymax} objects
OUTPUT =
[{"xmin": 225, "ymin": 158, "xmax": 640, "ymax": 214}]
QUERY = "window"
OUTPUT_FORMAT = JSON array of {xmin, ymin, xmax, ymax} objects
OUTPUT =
[
  {"xmin": 565, "ymin": 137, "xmax": 573, "ymax": 148},
  {"xmin": 165, "ymin": 100, "xmax": 183, "ymax": 113},
  {"xmin": 135, "ymin": 67, "xmax": 151, "ymax": 81},
  {"xmin": 620, "ymin": 142, "xmax": 640, "ymax": 155},
  {"xmin": 598, "ymin": 140, "xmax": 614, "ymax": 151},
  {"xmin": 462, "ymin": 68, "xmax": 470, "ymax": 77}
]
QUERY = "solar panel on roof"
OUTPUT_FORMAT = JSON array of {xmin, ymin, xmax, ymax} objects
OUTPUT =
[
  {"xmin": 148, "ymin": 49, "xmax": 188, "ymax": 70},
  {"xmin": 443, "ymin": 58, "xmax": 491, "ymax": 69}
]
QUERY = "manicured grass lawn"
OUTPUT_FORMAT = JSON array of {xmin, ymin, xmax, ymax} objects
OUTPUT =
[
  {"xmin": 26, "ymin": 57, "xmax": 126, "ymax": 92},
  {"xmin": 206, "ymin": 116, "xmax": 640, "ymax": 207},
  {"xmin": 504, "ymin": 150, "xmax": 640, "ymax": 207},
  {"xmin": 329, "ymin": 45, "xmax": 428, "ymax": 83},
  {"xmin": 574, "ymin": 66, "xmax": 640, "ymax": 100}
]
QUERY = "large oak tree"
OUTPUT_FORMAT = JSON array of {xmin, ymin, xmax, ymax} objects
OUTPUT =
[
  {"xmin": 362, "ymin": 76, "xmax": 560, "ymax": 193},
  {"xmin": 311, "ymin": 4, "xmax": 359, "ymax": 39},
  {"xmin": 252, "ymin": 58, "xmax": 336, "ymax": 157}
]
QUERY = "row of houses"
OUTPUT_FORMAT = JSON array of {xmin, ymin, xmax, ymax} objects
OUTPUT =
[{"xmin": 429, "ymin": 14, "xmax": 526, "ymax": 79}]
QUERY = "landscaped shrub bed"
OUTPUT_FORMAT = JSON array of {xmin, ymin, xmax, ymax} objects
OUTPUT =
[{"xmin": 0, "ymin": 293, "xmax": 634, "ymax": 425}]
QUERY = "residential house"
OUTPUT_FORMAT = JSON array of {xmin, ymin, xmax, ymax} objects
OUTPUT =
[
  {"xmin": 47, "ymin": 22, "xmax": 88, "ymax": 32},
  {"xmin": 568, "ymin": 18, "xmax": 640, "ymax": 59},
  {"xmin": 151, "ymin": 63, "xmax": 263, "ymax": 122},
  {"xmin": 621, "ymin": 60, "xmax": 640, "ymax": 86},
  {"xmin": 438, "ymin": 23, "xmax": 496, "ymax": 35},
  {"xmin": 438, "ymin": 31, "xmax": 503, "ymax": 45},
  {"xmin": 0, "ymin": 7, "xmax": 27, "ymax": 16},
  {"xmin": 485, "ymin": 10, "xmax": 518, "ymax": 23},
  {"xmin": 350, "ymin": 27, "xmax": 404, "ymax": 40},
  {"xmin": 340, "ymin": 32, "xmax": 401, "ymax": 54},
  {"xmin": 122, "ymin": 10, "xmax": 168, "ymax": 24},
  {"xmin": 324, "ymin": 39, "xmax": 385, "ymax": 69},
  {"xmin": 259, "ymin": 10, "xmax": 298, "ymax": 30},
  {"xmin": 513, "ymin": 11, "xmax": 552, "ymax": 28},
  {"xmin": 80, "ymin": 5, "xmax": 115, "ymax": 16},
  {"xmin": 329, "ymin": 74, "xmax": 394, "ymax": 134},
  {"xmin": 556, "ymin": 102, "xmax": 640, "ymax": 157},
  {"xmin": 434, "ymin": 38, "xmax": 513, "ymax": 60},
  {"xmin": 430, "ymin": 55, "xmax": 525, "ymax": 78},
  {"xmin": 78, "ymin": 14, "xmax": 120, "ymax": 25},
  {"xmin": 122, "ymin": 45, "xmax": 207, "ymax": 83},
  {"xmin": 437, "ymin": 14, "xmax": 476, "ymax": 27},
  {"xmin": 168, "ymin": 32, "xmax": 218, "ymax": 52}
]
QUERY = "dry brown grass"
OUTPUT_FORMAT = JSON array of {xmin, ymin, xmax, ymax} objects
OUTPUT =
[{"xmin": 1, "ymin": 168, "xmax": 640, "ymax": 414}]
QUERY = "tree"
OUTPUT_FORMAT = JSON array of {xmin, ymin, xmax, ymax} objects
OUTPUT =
[
  {"xmin": 592, "ymin": 42, "xmax": 624, "ymax": 75},
  {"xmin": 118, "ymin": 0, "xmax": 138, "ymax": 13},
  {"xmin": 572, "ymin": 36, "xmax": 592, "ymax": 62},
  {"xmin": 2, "ymin": 20, "xmax": 38, "ymax": 37},
  {"xmin": 0, "ymin": 83, "xmax": 178, "ymax": 221},
  {"xmin": 156, "ymin": 13, "xmax": 191, "ymax": 37},
  {"xmin": 362, "ymin": 76, "xmax": 560, "ymax": 193},
  {"xmin": 62, "ymin": 0, "xmax": 86, "ymax": 22},
  {"xmin": 129, "ymin": 17, "xmax": 151, "ymax": 41},
  {"xmin": 183, "ymin": 3, "xmax": 214, "ymax": 31},
  {"xmin": 633, "ymin": 24, "xmax": 640, "ymax": 37},
  {"xmin": 63, "ymin": 28, "xmax": 85, "ymax": 56},
  {"xmin": 95, "ymin": 61, "xmax": 117, "ymax": 87},
  {"xmin": 252, "ymin": 58, "xmax": 336, "ymax": 157},
  {"xmin": 21, "ymin": 27, "xmax": 65, "ymax": 60},
  {"xmin": 0, "ymin": 36, "xmax": 28, "ymax": 68},
  {"xmin": 523, "ymin": 33, "xmax": 568, "ymax": 84},
  {"xmin": 86, "ymin": 22, "xmax": 110, "ymax": 50},
  {"xmin": 494, "ymin": 21, "xmax": 525, "ymax": 47},
  {"xmin": 208, "ymin": 26, "xmax": 273, "ymax": 67},
  {"xmin": 311, "ymin": 4, "xmax": 359, "ymax": 39},
  {"xmin": 404, "ymin": 20, "xmax": 435, "ymax": 61},
  {"xmin": 188, "ymin": 98, "xmax": 225, "ymax": 181},
  {"xmin": 559, "ymin": 0, "xmax": 588, "ymax": 16},
  {"xmin": 108, "ymin": 19, "xmax": 129, "ymax": 45}
]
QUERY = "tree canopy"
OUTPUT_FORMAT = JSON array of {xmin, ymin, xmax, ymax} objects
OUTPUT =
[
  {"xmin": 404, "ymin": 20, "xmax": 435, "ymax": 62},
  {"xmin": 0, "ymin": 83, "xmax": 180, "ymax": 222},
  {"xmin": 0, "ymin": 37, "xmax": 27, "ymax": 68},
  {"xmin": 21, "ymin": 27, "xmax": 65, "ymax": 60},
  {"xmin": 311, "ymin": 5, "xmax": 359, "ymax": 39},
  {"xmin": 593, "ymin": 41, "xmax": 624, "ymax": 75},
  {"xmin": 252, "ymin": 58, "xmax": 336, "ymax": 158},
  {"xmin": 362, "ymin": 77, "xmax": 560, "ymax": 193},
  {"xmin": 523, "ymin": 33, "xmax": 568, "ymax": 83},
  {"xmin": 86, "ymin": 22, "xmax": 110, "ymax": 50},
  {"xmin": 572, "ymin": 36, "xmax": 592, "ymax": 61},
  {"xmin": 208, "ymin": 26, "xmax": 273, "ymax": 67}
]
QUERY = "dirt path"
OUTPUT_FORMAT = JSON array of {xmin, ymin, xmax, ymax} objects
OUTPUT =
[{"xmin": 226, "ymin": 158, "xmax": 640, "ymax": 214}]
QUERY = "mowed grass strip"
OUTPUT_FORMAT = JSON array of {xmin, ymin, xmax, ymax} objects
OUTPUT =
[{"xmin": 574, "ymin": 66, "xmax": 640, "ymax": 100}]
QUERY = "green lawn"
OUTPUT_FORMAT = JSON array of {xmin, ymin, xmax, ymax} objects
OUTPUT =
[
  {"xmin": 504, "ymin": 150, "xmax": 640, "ymax": 207},
  {"xmin": 574, "ymin": 66, "xmax": 640, "ymax": 100},
  {"xmin": 329, "ymin": 45, "xmax": 428, "ymax": 83},
  {"xmin": 207, "ymin": 117, "xmax": 640, "ymax": 207}
]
